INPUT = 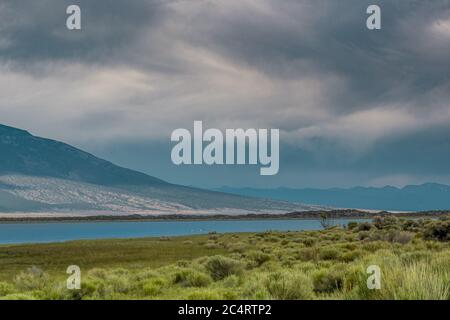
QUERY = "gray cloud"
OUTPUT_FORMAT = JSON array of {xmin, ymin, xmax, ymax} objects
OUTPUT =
[
  {"xmin": 0, "ymin": 0, "xmax": 167, "ymax": 65},
  {"xmin": 177, "ymin": 0, "xmax": 450, "ymax": 112},
  {"xmin": 0, "ymin": 0, "xmax": 450, "ymax": 187}
]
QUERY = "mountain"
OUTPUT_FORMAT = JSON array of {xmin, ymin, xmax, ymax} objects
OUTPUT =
[
  {"xmin": 0, "ymin": 124, "xmax": 166, "ymax": 186},
  {"xmin": 0, "ymin": 124, "xmax": 318, "ymax": 215},
  {"xmin": 216, "ymin": 184, "xmax": 450, "ymax": 212}
]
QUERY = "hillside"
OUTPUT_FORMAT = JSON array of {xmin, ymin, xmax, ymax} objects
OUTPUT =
[
  {"xmin": 0, "ymin": 124, "xmax": 317, "ymax": 215},
  {"xmin": 0, "ymin": 124, "xmax": 166, "ymax": 186}
]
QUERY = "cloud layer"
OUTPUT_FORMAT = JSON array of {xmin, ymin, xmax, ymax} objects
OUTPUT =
[{"xmin": 1, "ymin": 0, "xmax": 450, "ymax": 187}]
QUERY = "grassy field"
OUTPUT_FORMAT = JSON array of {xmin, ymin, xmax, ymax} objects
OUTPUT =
[{"xmin": 0, "ymin": 216, "xmax": 449, "ymax": 300}]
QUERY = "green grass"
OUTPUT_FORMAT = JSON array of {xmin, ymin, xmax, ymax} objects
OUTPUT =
[
  {"xmin": 0, "ymin": 235, "xmax": 230, "ymax": 281},
  {"xmin": 0, "ymin": 216, "xmax": 449, "ymax": 300}
]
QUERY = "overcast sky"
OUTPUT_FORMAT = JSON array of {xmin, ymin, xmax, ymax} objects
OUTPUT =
[{"xmin": 1, "ymin": 0, "xmax": 450, "ymax": 188}]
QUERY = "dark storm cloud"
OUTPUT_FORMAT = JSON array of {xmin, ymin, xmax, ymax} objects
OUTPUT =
[
  {"xmin": 0, "ymin": 0, "xmax": 168, "ymax": 64},
  {"xmin": 2, "ymin": 0, "xmax": 449, "ymax": 104},
  {"xmin": 176, "ymin": 0, "xmax": 450, "ymax": 114}
]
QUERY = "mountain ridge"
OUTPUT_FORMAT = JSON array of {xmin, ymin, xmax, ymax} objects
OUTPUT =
[
  {"xmin": 0, "ymin": 123, "xmax": 317, "ymax": 214},
  {"xmin": 0, "ymin": 123, "xmax": 167, "ymax": 186},
  {"xmin": 216, "ymin": 184, "xmax": 450, "ymax": 211}
]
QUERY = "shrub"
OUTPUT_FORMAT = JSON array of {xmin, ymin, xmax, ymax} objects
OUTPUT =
[
  {"xmin": 389, "ymin": 231, "xmax": 414, "ymax": 244},
  {"xmin": 340, "ymin": 250, "xmax": 362, "ymax": 262},
  {"xmin": 302, "ymin": 237, "xmax": 317, "ymax": 247},
  {"xmin": 87, "ymin": 268, "xmax": 109, "ymax": 279},
  {"xmin": 0, "ymin": 282, "xmax": 14, "ymax": 296},
  {"xmin": 265, "ymin": 271, "xmax": 314, "ymax": 300},
  {"xmin": 347, "ymin": 222, "xmax": 358, "ymax": 230},
  {"xmin": 221, "ymin": 275, "xmax": 241, "ymax": 288},
  {"xmin": 108, "ymin": 275, "xmax": 132, "ymax": 294},
  {"xmin": 357, "ymin": 222, "xmax": 373, "ymax": 232},
  {"xmin": 35, "ymin": 282, "xmax": 73, "ymax": 300},
  {"xmin": 402, "ymin": 220, "xmax": 420, "ymax": 232},
  {"xmin": 312, "ymin": 268, "xmax": 345, "ymax": 293},
  {"xmin": 373, "ymin": 216, "xmax": 383, "ymax": 229},
  {"xmin": 142, "ymin": 277, "xmax": 167, "ymax": 296},
  {"xmin": 357, "ymin": 231, "xmax": 370, "ymax": 240},
  {"xmin": 373, "ymin": 216, "xmax": 400, "ymax": 230},
  {"xmin": 203, "ymin": 256, "xmax": 244, "ymax": 280},
  {"xmin": 375, "ymin": 262, "xmax": 448, "ymax": 299},
  {"xmin": 242, "ymin": 277, "xmax": 270, "ymax": 299},
  {"xmin": 14, "ymin": 266, "xmax": 50, "ymax": 291},
  {"xmin": 173, "ymin": 268, "xmax": 212, "ymax": 287},
  {"xmin": 265, "ymin": 236, "xmax": 280, "ymax": 243},
  {"xmin": 77, "ymin": 278, "xmax": 98, "ymax": 298},
  {"xmin": 228, "ymin": 242, "xmax": 248, "ymax": 253},
  {"xmin": 423, "ymin": 221, "xmax": 450, "ymax": 241},
  {"xmin": 246, "ymin": 251, "xmax": 271, "ymax": 268},
  {"xmin": 204, "ymin": 241, "xmax": 221, "ymax": 249},
  {"xmin": 175, "ymin": 260, "xmax": 190, "ymax": 268},
  {"xmin": 296, "ymin": 247, "xmax": 319, "ymax": 261},
  {"xmin": 319, "ymin": 247, "xmax": 341, "ymax": 261}
]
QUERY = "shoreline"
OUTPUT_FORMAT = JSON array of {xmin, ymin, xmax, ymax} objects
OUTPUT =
[{"xmin": 0, "ymin": 209, "xmax": 448, "ymax": 224}]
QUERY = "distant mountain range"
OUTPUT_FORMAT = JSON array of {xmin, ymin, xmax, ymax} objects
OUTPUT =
[
  {"xmin": 216, "ymin": 184, "xmax": 450, "ymax": 212},
  {"xmin": 0, "ymin": 124, "xmax": 316, "ymax": 215}
]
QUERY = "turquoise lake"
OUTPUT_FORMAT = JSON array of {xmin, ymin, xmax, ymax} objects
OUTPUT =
[{"xmin": 0, "ymin": 218, "xmax": 370, "ymax": 244}]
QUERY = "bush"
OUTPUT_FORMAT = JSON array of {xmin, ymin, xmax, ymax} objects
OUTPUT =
[
  {"xmin": 302, "ymin": 237, "xmax": 317, "ymax": 247},
  {"xmin": 173, "ymin": 268, "xmax": 212, "ymax": 287},
  {"xmin": 246, "ymin": 251, "xmax": 271, "ymax": 268},
  {"xmin": 0, "ymin": 282, "xmax": 14, "ymax": 296},
  {"xmin": 227, "ymin": 242, "xmax": 248, "ymax": 253},
  {"xmin": 142, "ymin": 277, "xmax": 167, "ymax": 296},
  {"xmin": 265, "ymin": 271, "xmax": 314, "ymax": 300},
  {"xmin": 347, "ymin": 222, "xmax": 358, "ymax": 230},
  {"xmin": 423, "ymin": 221, "xmax": 450, "ymax": 241},
  {"xmin": 296, "ymin": 247, "xmax": 319, "ymax": 261},
  {"xmin": 319, "ymin": 247, "xmax": 341, "ymax": 261},
  {"xmin": 357, "ymin": 231, "xmax": 371, "ymax": 240},
  {"xmin": 389, "ymin": 231, "xmax": 414, "ymax": 244},
  {"xmin": 340, "ymin": 250, "xmax": 362, "ymax": 262},
  {"xmin": 312, "ymin": 268, "xmax": 345, "ymax": 293},
  {"xmin": 14, "ymin": 266, "xmax": 50, "ymax": 291},
  {"xmin": 87, "ymin": 268, "xmax": 109, "ymax": 279},
  {"xmin": 357, "ymin": 222, "xmax": 373, "ymax": 232},
  {"xmin": 204, "ymin": 241, "xmax": 221, "ymax": 249},
  {"xmin": 402, "ymin": 220, "xmax": 420, "ymax": 232},
  {"xmin": 204, "ymin": 256, "xmax": 244, "ymax": 280},
  {"xmin": 242, "ymin": 278, "xmax": 270, "ymax": 299},
  {"xmin": 34, "ymin": 282, "xmax": 73, "ymax": 300},
  {"xmin": 221, "ymin": 275, "xmax": 241, "ymax": 288},
  {"xmin": 373, "ymin": 216, "xmax": 400, "ymax": 230}
]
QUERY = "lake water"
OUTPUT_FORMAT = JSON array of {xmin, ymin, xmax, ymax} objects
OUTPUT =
[{"xmin": 0, "ymin": 218, "xmax": 370, "ymax": 245}]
